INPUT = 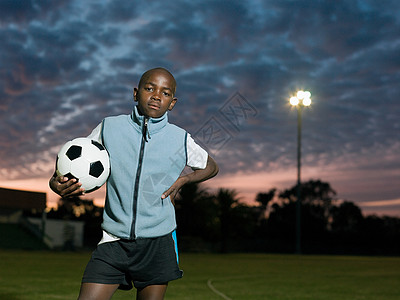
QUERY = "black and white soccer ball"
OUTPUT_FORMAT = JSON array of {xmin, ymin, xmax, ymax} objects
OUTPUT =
[{"xmin": 56, "ymin": 137, "xmax": 110, "ymax": 193}]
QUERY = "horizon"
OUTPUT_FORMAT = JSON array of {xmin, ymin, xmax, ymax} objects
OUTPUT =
[{"xmin": 1, "ymin": 170, "xmax": 399, "ymax": 218}]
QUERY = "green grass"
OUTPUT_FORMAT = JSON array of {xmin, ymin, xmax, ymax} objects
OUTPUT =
[{"xmin": 0, "ymin": 251, "xmax": 399, "ymax": 300}]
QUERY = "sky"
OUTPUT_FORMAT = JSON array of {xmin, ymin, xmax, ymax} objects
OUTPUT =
[{"xmin": 0, "ymin": 0, "xmax": 399, "ymax": 217}]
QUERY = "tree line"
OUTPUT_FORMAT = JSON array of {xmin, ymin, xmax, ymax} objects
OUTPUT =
[{"xmin": 37, "ymin": 179, "xmax": 400, "ymax": 255}]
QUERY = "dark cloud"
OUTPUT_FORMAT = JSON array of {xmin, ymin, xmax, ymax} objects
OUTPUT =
[
  {"xmin": 0, "ymin": 0, "xmax": 71, "ymax": 25},
  {"xmin": 86, "ymin": 1, "xmax": 138, "ymax": 24}
]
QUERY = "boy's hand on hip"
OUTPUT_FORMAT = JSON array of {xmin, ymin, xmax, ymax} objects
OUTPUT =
[
  {"xmin": 162, "ymin": 155, "xmax": 219, "ymax": 205},
  {"xmin": 162, "ymin": 176, "xmax": 188, "ymax": 205}
]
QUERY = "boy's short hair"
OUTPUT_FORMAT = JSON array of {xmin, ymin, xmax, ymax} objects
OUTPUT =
[{"xmin": 138, "ymin": 68, "xmax": 177, "ymax": 95}]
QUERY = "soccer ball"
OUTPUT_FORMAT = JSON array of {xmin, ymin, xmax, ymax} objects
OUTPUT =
[{"xmin": 56, "ymin": 137, "xmax": 110, "ymax": 193}]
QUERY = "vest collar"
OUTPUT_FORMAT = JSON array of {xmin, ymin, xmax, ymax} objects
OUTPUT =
[{"xmin": 131, "ymin": 106, "xmax": 168, "ymax": 135}]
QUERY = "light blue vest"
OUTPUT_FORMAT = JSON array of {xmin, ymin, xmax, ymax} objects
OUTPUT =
[{"xmin": 101, "ymin": 107, "xmax": 187, "ymax": 239}]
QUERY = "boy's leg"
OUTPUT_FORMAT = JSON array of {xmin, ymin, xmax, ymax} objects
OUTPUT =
[
  {"xmin": 77, "ymin": 282, "xmax": 119, "ymax": 300},
  {"xmin": 136, "ymin": 284, "xmax": 168, "ymax": 300}
]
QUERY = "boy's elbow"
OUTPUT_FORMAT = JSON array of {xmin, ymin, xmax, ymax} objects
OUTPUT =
[
  {"xmin": 212, "ymin": 165, "xmax": 219, "ymax": 178},
  {"xmin": 212, "ymin": 161, "xmax": 219, "ymax": 177},
  {"xmin": 208, "ymin": 156, "xmax": 219, "ymax": 178}
]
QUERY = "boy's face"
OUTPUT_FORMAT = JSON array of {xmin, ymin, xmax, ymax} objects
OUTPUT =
[{"xmin": 134, "ymin": 69, "xmax": 177, "ymax": 118}]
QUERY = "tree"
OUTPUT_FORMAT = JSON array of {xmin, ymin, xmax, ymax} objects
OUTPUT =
[
  {"xmin": 175, "ymin": 182, "xmax": 219, "ymax": 251},
  {"xmin": 255, "ymin": 188, "xmax": 276, "ymax": 215},
  {"xmin": 215, "ymin": 188, "xmax": 240, "ymax": 253},
  {"xmin": 330, "ymin": 201, "xmax": 363, "ymax": 234},
  {"xmin": 254, "ymin": 189, "xmax": 276, "ymax": 244},
  {"xmin": 279, "ymin": 179, "xmax": 336, "ymax": 208},
  {"xmin": 268, "ymin": 180, "xmax": 337, "ymax": 252}
]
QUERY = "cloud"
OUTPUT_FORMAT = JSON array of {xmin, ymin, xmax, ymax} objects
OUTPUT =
[
  {"xmin": 360, "ymin": 198, "xmax": 400, "ymax": 207},
  {"xmin": 0, "ymin": 0, "xmax": 399, "ymax": 216}
]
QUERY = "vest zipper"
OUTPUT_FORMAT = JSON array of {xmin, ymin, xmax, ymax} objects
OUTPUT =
[{"xmin": 130, "ymin": 117, "xmax": 149, "ymax": 239}]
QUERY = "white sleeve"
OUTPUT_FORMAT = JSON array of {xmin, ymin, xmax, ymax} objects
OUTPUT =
[
  {"xmin": 86, "ymin": 122, "xmax": 103, "ymax": 144},
  {"xmin": 186, "ymin": 134, "xmax": 208, "ymax": 169}
]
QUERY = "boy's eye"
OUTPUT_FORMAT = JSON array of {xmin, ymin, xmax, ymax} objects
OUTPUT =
[
  {"xmin": 145, "ymin": 87, "xmax": 153, "ymax": 91},
  {"xmin": 163, "ymin": 92, "xmax": 170, "ymax": 96}
]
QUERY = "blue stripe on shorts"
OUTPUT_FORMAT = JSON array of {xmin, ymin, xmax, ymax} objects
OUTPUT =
[{"xmin": 172, "ymin": 230, "xmax": 179, "ymax": 264}]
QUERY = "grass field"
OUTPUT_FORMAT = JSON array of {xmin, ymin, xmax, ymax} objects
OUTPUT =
[{"xmin": 0, "ymin": 250, "xmax": 399, "ymax": 300}]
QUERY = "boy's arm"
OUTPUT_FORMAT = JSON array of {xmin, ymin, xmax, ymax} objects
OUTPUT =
[{"xmin": 162, "ymin": 155, "xmax": 219, "ymax": 202}]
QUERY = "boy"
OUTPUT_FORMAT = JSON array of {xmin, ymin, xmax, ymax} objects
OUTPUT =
[{"xmin": 49, "ymin": 67, "xmax": 219, "ymax": 300}]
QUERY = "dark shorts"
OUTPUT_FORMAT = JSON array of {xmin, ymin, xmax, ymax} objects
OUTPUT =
[{"xmin": 82, "ymin": 231, "xmax": 183, "ymax": 290}]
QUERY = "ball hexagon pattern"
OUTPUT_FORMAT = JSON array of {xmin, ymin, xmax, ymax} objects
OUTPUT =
[{"xmin": 56, "ymin": 137, "xmax": 110, "ymax": 193}]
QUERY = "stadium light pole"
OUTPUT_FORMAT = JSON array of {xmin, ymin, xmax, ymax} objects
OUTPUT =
[{"xmin": 289, "ymin": 90, "xmax": 311, "ymax": 254}]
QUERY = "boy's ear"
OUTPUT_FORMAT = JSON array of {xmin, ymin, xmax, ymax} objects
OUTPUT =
[
  {"xmin": 168, "ymin": 97, "xmax": 178, "ymax": 111},
  {"xmin": 133, "ymin": 88, "xmax": 138, "ymax": 102}
]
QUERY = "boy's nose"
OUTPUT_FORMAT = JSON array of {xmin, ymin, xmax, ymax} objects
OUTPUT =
[{"xmin": 152, "ymin": 91, "xmax": 161, "ymax": 100}]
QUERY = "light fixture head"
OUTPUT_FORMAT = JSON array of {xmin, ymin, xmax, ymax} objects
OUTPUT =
[
  {"xmin": 303, "ymin": 97, "xmax": 312, "ymax": 106},
  {"xmin": 297, "ymin": 91, "xmax": 305, "ymax": 100},
  {"xmin": 290, "ymin": 96, "xmax": 299, "ymax": 106},
  {"xmin": 290, "ymin": 90, "xmax": 312, "ymax": 107}
]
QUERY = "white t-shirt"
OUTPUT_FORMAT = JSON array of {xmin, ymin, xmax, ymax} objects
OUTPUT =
[{"xmin": 87, "ymin": 121, "xmax": 209, "ymax": 244}]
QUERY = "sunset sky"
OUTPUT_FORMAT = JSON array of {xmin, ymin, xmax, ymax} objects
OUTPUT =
[{"xmin": 0, "ymin": 0, "xmax": 399, "ymax": 216}]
